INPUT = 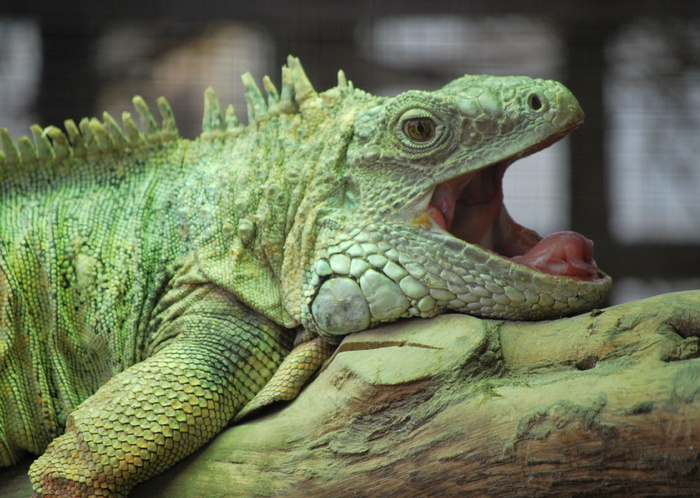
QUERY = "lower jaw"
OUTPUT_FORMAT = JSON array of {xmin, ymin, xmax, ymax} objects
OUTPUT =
[{"xmin": 434, "ymin": 204, "xmax": 604, "ymax": 282}]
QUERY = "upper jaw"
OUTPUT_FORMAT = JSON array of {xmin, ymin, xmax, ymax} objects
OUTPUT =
[{"xmin": 424, "ymin": 115, "xmax": 584, "ymax": 233}]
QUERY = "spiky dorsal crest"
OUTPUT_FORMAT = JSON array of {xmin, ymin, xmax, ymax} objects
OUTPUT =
[
  {"xmin": 201, "ymin": 55, "xmax": 354, "ymax": 137},
  {"xmin": 0, "ymin": 56, "xmax": 353, "ymax": 171},
  {"xmin": 0, "ymin": 96, "xmax": 178, "ymax": 175}
]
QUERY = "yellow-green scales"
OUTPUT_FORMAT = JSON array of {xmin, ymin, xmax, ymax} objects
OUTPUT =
[{"xmin": 0, "ymin": 57, "xmax": 611, "ymax": 496}]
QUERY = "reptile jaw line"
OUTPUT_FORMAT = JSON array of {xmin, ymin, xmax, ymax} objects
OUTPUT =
[{"xmin": 427, "ymin": 129, "xmax": 606, "ymax": 283}]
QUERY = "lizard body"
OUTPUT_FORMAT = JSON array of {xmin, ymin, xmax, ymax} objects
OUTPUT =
[{"xmin": 0, "ymin": 57, "xmax": 611, "ymax": 496}]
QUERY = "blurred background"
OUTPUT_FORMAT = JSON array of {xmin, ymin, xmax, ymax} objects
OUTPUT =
[{"xmin": 0, "ymin": 0, "xmax": 698, "ymax": 305}]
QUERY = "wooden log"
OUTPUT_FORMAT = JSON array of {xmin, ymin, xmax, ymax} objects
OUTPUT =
[
  {"xmin": 132, "ymin": 291, "xmax": 700, "ymax": 496},
  {"xmin": 3, "ymin": 291, "xmax": 699, "ymax": 496}
]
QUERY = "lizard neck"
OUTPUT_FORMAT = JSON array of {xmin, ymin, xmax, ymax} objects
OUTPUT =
[
  {"xmin": 171, "ymin": 100, "xmax": 357, "ymax": 329},
  {"xmin": 170, "ymin": 124, "xmax": 305, "ymax": 328}
]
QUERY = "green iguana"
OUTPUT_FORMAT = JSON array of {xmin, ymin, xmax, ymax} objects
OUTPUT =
[{"xmin": 0, "ymin": 56, "xmax": 611, "ymax": 496}]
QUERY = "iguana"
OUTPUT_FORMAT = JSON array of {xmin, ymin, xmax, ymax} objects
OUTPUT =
[{"xmin": 0, "ymin": 56, "xmax": 611, "ymax": 497}]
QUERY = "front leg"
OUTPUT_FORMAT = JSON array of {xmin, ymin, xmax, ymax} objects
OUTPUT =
[
  {"xmin": 29, "ymin": 288, "xmax": 292, "ymax": 497},
  {"xmin": 233, "ymin": 336, "xmax": 336, "ymax": 422}
]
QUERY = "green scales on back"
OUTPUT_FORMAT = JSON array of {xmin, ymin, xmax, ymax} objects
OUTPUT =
[{"xmin": 0, "ymin": 57, "xmax": 611, "ymax": 496}]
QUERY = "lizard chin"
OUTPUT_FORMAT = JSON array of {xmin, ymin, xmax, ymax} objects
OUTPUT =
[{"xmin": 427, "ymin": 162, "xmax": 605, "ymax": 282}]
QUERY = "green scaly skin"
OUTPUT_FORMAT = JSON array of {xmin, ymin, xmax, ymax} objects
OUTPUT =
[{"xmin": 0, "ymin": 56, "xmax": 611, "ymax": 496}]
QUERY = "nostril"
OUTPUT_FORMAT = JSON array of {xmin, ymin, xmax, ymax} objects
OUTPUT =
[{"xmin": 528, "ymin": 93, "xmax": 544, "ymax": 111}]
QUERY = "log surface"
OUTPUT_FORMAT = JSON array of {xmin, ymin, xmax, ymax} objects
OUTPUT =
[{"xmin": 3, "ymin": 291, "xmax": 699, "ymax": 496}]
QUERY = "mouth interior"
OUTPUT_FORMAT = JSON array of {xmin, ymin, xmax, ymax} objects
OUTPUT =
[{"xmin": 426, "ymin": 161, "xmax": 603, "ymax": 281}]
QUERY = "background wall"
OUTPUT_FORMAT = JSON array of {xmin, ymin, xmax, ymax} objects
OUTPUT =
[{"xmin": 1, "ymin": 0, "xmax": 698, "ymax": 305}]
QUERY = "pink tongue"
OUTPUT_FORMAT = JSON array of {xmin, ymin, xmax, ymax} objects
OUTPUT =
[{"xmin": 511, "ymin": 231, "xmax": 599, "ymax": 279}]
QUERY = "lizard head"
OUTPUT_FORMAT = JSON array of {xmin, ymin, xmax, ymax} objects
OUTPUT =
[{"xmin": 278, "ymin": 62, "xmax": 612, "ymax": 340}]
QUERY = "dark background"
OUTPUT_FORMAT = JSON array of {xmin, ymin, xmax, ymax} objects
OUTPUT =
[{"xmin": 1, "ymin": 0, "xmax": 699, "ymax": 304}]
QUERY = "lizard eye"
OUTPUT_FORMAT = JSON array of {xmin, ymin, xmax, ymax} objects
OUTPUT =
[
  {"xmin": 403, "ymin": 117, "xmax": 436, "ymax": 143},
  {"xmin": 397, "ymin": 109, "xmax": 444, "ymax": 149}
]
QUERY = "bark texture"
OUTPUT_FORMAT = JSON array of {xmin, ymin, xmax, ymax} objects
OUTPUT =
[
  {"xmin": 3, "ymin": 291, "xmax": 699, "ymax": 496},
  {"xmin": 134, "ymin": 291, "xmax": 700, "ymax": 496}
]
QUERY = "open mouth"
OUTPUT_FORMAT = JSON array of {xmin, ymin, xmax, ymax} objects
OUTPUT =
[{"xmin": 426, "ymin": 159, "xmax": 604, "ymax": 282}]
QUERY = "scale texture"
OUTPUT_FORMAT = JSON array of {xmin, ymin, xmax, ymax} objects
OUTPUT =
[{"xmin": 0, "ymin": 56, "xmax": 611, "ymax": 496}]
